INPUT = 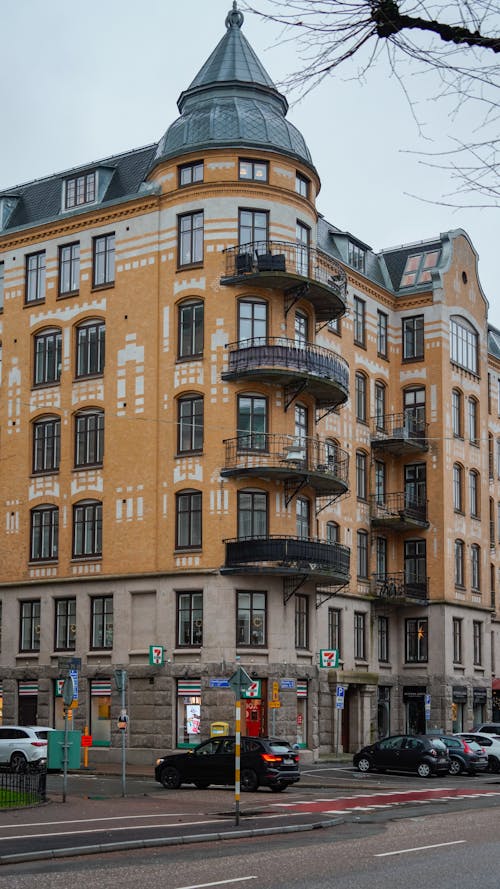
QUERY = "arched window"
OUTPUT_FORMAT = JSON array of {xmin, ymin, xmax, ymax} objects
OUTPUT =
[
  {"xmin": 357, "ymin": 529, "xmax": 369, "ymax": 579},
  {"xmin": 468, "ymin": 397, "xmax": 479, "ymax": 445},
  {"xmin": 73, "ymin": 500, "xmax": 102, "ymax": 558},
  {"xmin": 177, "ymin": 393, "xmax": 203, "ymax": 453},
  {"xmin": 355, "ymin": 372, "xmax": 367, "ymax": 422},
  {"xmin": 237, "ymin": 489, "xmax": 267, "ymax": 539},
  {"xmin": 454, "ymin": 539, "xmax": 465, "ymax": 587},
  {"xmin": 451, "ymin": 388, "xmax": 463, "ymax": 438},
  {"xmin": 356, "ymin": 450, "xmax": 368, "ymax": 500},
  {"xmin": 238, "ymin": 297, "xmax": 267, "ymax": 345},
  {"xmin": 326, "ymin": 521, "xmax": 339, "ymax": 544},
  {"xmin": 34, "ymin": 327, "xmax": 62, "ymax": 386},
  {"xmin": 30, "ymin": 505, "xmax": 58, "ymax": 561},
  {"xmin": 471, "ymin": 544, "xmax": 481, "ymax": 591},
  {"xmin": 76, "ymin": 318, "xmax": 105, "ymax": 378},
  {"xmin": 75, "ymin": 409, "xmax": 104, "ymax": 467},
  {"xmin": 450, "ymin": 315, "xmax": 478, "ymax": 374},
  {"xmin": 374, "ymin": 381, "xmax": 386, "ymax": 430},
  {"xmin": 453, "ymin": 463, "xmax": 464, "ymax": 513},
  {"xmin": 178, "ymin": 299, "xmax": 204, "ymax": 359},
  {"xmin": 32, "ymin": 415, "xmax": 61, "ymax": 474},
  {"xmin": 469, "ymin": 470, "xmax": 480, "ymax": 518}
]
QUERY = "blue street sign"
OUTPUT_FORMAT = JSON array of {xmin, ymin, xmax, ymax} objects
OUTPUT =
[
  {"xmin": 69, "ymin": 669, "xmax": 78, "ymax": 700},
  {"xmin": 280, "ymin": 679, "xmax": 296, "ymax": 690},
  {"xmin": 336, "ymin": 685, "xmax": 345, "ymax": 698},
  {"xmin": 210, "ymin": 679, "xmax": 230, "ymax": 688}
]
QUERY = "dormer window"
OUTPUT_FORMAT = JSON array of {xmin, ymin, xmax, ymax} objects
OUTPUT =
[
  {"xmin": 348, "ymin": 242, "xmax": 366, "ymax": 273},
  {"xmin": 400, "ymin": 250, "xmax": 440, "ymax": 288},
  {"xmin": 64, "ymin": 172, "xmax": 96, "ymax": 210}
]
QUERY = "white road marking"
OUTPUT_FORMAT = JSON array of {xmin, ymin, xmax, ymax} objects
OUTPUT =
[
  {"xmin": 376, "ymin": 840, "xmax": 466, "ymax": 857},
  {"xmin": 175, "ymin": 879, "xmax": 257, "ymax": 889},
  {"xmin": 0, "ymin": 818, "xmax": 229, "ymax": 842},
  {"xmin": 0, "ymin": 813, "xmax": 193, "ymax": 830}
]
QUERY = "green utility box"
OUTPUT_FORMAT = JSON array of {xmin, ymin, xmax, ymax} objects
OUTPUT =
[
  {"xmin": 210, "ymin": 721, "xmax": 230, "ymax": 737},
  {"xmin": 48, "ymin": 730, "xmax": 82, "ymax": 769}
]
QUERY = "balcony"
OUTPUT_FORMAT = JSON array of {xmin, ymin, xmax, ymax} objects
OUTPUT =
[
  {"xmin": 222, "ymin": 337, "xmax": 349, "ymax": 408},
  {"xmin": 371, "ymin": 412, "xmax": 428, "ymax": 455},
  {"xmin": 372, "ymin": 572, "xmax": 429, "ymax": 605},
  {"xmin": 221, "ymin": 240, "xmax": 347, "ymax": 321},
  {"xmin": 370, "ymin": 493, "xmax": 429, "ymax": 530},
  {"xmin": 221, "ymin": 434, "xmax": 349, "ymax": 497},
  {"xmin": 222, "ymin": 535, "xmax": 351, "ymax": 584}
]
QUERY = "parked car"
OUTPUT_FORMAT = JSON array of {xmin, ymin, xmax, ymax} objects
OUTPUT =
[
  {"xmin": 456, "ymin": 732, "xmax": 500, "ymax": 773},
  {"xmin": 0, "ymin": 725, "xmax": 54, "ymax": 771},
  {"xmin": 353, "ymin": 734, "xmax": 450, "ymax": 778},
  {"xmin": 472, "ymin": 723, "xmax": 500, "ymax": 735},
  {"xmin": 426, "ymin": 732, "xmax": 488, "ymax": 775},
  {"xmin": 155, "ymin": 735, "xmax": 300, "ymax": 792}
]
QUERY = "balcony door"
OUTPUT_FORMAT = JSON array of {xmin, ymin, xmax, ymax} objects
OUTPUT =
[
  {"xmin": 238, "ymin": 298, "xmax": 267, "ymax": 347},
  {"xmin": 237, "ymin": 490, "xmax": 268, "ymax": 539}
]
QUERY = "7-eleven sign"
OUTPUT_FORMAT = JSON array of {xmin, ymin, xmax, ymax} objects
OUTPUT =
[
  {"xmin": 319, "ymin": 649, "xmax": 339, "ymax": 668},
  {"xmin": 243, "ymin": 680, "xmax": 261, "ymax": 699},
  {"xmin": 149, "ymin": 645, "xmax": 164, "ymax": 666}
]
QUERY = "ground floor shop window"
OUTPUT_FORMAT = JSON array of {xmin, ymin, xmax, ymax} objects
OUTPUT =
[
  {"xmin": 452, "ymin": 686, "xmax": 467, "ymax": 732},
  {"xmin": 403, "ymin": 686, "xmax": 426, "ymax": 735},
  {"xmin": 473, "ymin": 687, "xmax": 487, "ymax": 726},
  {"xmin": 177, "ymin": 679, "xmax": 201, "ymax": 747},
  {"xmin": 18, "ymin": 682, "xmax": 38, "ymax": 724},
  {"xmin": 296, "ymin": 680, "xmax": 308, "ymax": 748},
  {"xmin": 378, "ymin": 686, "xmax": 391, "ymax": 738},
  {"xmin": 90, "ymin": 679, "xmax": 111, "ymax": 745}
]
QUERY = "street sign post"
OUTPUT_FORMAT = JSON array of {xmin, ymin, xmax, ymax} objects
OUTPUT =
[
  {"xmin": 335, "ymin": 685, "xmax": 345, "ymax": 756},
  {"xmin": 61, "ymin": 675, "xmax": 74, "ymax": 803},
  {"xmin": 425, "ymin": 693, "xmax": 431, "ymax": 721},
  {"xmin": 228, "ymin": 664, "xmax": 253, "ymax": 827},
  {"xmin": 114, "ymin": 670, "xmax": 128, "ymax": 797}
]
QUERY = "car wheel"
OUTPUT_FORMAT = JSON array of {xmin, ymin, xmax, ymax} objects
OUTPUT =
[
  {"xmin": 269, "ymin": 782, "xmax": 288, "ymax": 792},
  {"xmin": 448, "ymin": 758, "xmax": 462, "ymax": 776},
  {"xmin": 241, "ymin": 768, "xmax": 259, "ymax": 792},
  {"xmin": 10, "ymin": 753, "xmax": 28, "ymax": 773},
  {"xmin": 356, "ymin": 756, "xmax": 372, "ymax": 773},
  {"xmin": 417, "ymin": 761, "xmax": 432, "ymax": 778},
  {"xmin": 488, "ymin": 755, "xmax": 500, "ymax": 773},
  {"xmin": 159, "ymin": 766, "xmax": 182, "ymax": 789},
  {"xmin": 193, "ymin": 781, "xmax": 210, "ymax": 789}
]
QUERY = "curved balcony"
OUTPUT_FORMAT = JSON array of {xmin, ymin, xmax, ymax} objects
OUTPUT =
[
  {"xmin": 371, "ymin": 412, "xmax": 428, "ymax": 455},
  {"xmin": 221, "ymin": 240, "xmax": 347, "ymax": 322},
  {"xmin": 370, "ymin": 493, "xmax": 429, "ymax": 530},
  {"xmin": 221, "ymin": 434, "xmax": 349, "ymax": 497},
  {"xmin": 372, "ymin": 572, "xmax": 429, "ymax": 605},
  {"xmin": 222, "ymin": 535, "xmax": 351, "ymax": 584},
  {"xmin": 222, "ymin": 337, "xmax": 349, "ymax": 408}
]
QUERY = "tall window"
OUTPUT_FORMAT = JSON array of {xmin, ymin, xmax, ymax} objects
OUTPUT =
[
  {"xmin": 238, "ymin": 209, "xmax": 268, "ymax": 248},
  {"xmin": 378, "ymin": 616, "xmax": 389, "ymax": 662},
  {"xmin": 59, "ymin": 243, "xmax": 80, "ymax": 295},
  {"xmin": 33, "ymin": 416, "xmax": 60, "ymax": 473},
  {"xmin": 55, "ymin": 598, "xmax": 76, "ymax": 651},
  {"xmin": 377, "ymin": 311, "xmax": 388, "ymax": 357},
  {"xmin": 237, "ymin": 394, "xmax": 267, "ymax": 451},
  {"xmin": 471, "ymin": 544, "xmax": 481, "ymax": 591},
  {"xmin": 0, "ymin": 261, "xmax": 4, "ymax": 311},
  {"xmin": 93, "ymin": 233, "xmax": 115, "ymax": 287},
  {"xmin": 296, "ymin": 497, "xmax": 310, "ymax": 539},
  {"xmin": 295, "ymin": 172, "xmax": 309, "ymax": 197},
  {"xmin": 76, "ymin": 320, "xmax": 105, "ymax": 377},
  {"xmin": 65, "ymin": 171, "xmax": 96, "ymax": 209},
  {"xmin": 353, "ymin": 296, "xmax": 366, "ymax": 346},
  {"xmin": 354, "ymin": 612, "xmax": 366, "ymax": 659},
  {"xmin": 452, "ymin": 389, "xmax": 463, "ymax": 438},
  {"xmin": 355, "ymin": 372, "xmax": 367, "ymax": 422},
  {"xmin": 375, "ymin": 461, "xmax": 386, "ymax": 504},
  {"xmin": 455, "ymin": 539, "xmax": 465, "ymax": 587},
  {"xmin": 178, "ymin": 300, "xmax": 204, "ymax": 359},
  {"xmin": 468, "ymin": 397, "xmax": 479, "ymax": 445},
  {"xmin": 405, "ymin": 617, "xmax": 428, "ymax": 662},
  {"xmin": 453, "ymin": 464, "xmax": 464, "ymax": 512},
  {"xmin": 178, "ymin": 395, "xmax": 203, "ymax": 454},
  {"xmin": 404, "ymin": 539, "xmax": 427, "ymax": 590},
  {"xmin": 34, "ymin": 328, "xmax": 62, "ymax": 386},
  {"xmin": 73, "ymin": 500, "xmax": 102, "ymax": 557},
  {"xmin": 404, "ymin": 387, "xmax": 426, "ymax": 429},
  {"xmin": 473, "ymin": 620, "xmax": 483, "ymax": 665},
  {"xmin": 75, "ymin": 410, "xmax": 104, "ymax": 467},
  {"xmin": 30, "ymin": 505, "xmax": 58, "ymax": 561},
  {"xmin": 295, "ymin": 594, "xmax": 308, "ymax": 649},
  {"xmin": 237, "ymin": 490, "xmax": 267, "ymax": 538},
  {"xmin": 179, "ymin": 161, "xmax": 203, "ymax": 186},
  {"xmin": 177, "ymin": 591, "xmax": 203, "ymax": 646},
  {"xmin": 349, "ymin": 243, "xmax": 366, "ymax": 273},
  {"xmin": 453, "ymin": 617, "xmax": 462, "ymax": 663},
  {"xmin": 238, "ymin": 298, "xmax": 266, "ymax": 344},
  {"xmin": 176, "ymin": 491, "xmax": 202, "ymax": 549},
  {"xmin": 296, "ymin": 221, "xmax": 310, "ymax": 275},
  {"xmin": 374, "ymin": 382, "xmax": 386, "ymax": 429},
  {"xmin": 450, "ymin": 316, "xmax": 478, "ymax": 374},
  {"xmin": 356, "ymin": 450, "xmax": 368, "ymax": 500},
  {"xmin": 26, "ymin": 251, "xmax": 46, "ymax": 303},
  {"xmin": 357, "ymin": 530, "xmax": 369, "ymax": 578},
  {"xmin": 376, "ymin": 536, "xmax": 387, "ymax": 578},
  {"xmin": 295, "ymin": 310, "xmax": 309, "ymax": 346},
  {"xmin": 326, "ymin": 521, "xmax": 339, "ymax": 544},
  {"xmin": 239, "ymin": 159, "xmax": 268, "ymax": 181},
  {"xmin": 178, "ymin": 211, "xmax": 203, "ymax": 266},
  {"xmin": 20, "ymin": 600, "xmax": 41, "ymax": 652},
  {"xmin": 91, "ymin": 596, "xmax": 113, "ymax": 649},
  {"xmin": 328, "ymin": 608, "xmax": 341, "ymax": 652},
  {"xmin": 402, "ymin": 315, "xmax": 424, "ymax": 359},
  {"xmin": 237, "ymin": 591, "xmax": 266, "ymax": 646},
  {"xmin": 295, "ymin": 403, "xmax": 308, "ymax": 453},
  {"xmin": 469, "ymin": 470, "xmax": 479, "ymax": 518}
]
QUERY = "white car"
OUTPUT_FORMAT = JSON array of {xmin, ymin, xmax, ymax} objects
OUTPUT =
[
  {"xmin": 0, "ymin": 725, "xmax": 54, "ymax": 771},
  {"xmin": 456, "ymin": 732, "xmax": 500, "ymax": 773}
]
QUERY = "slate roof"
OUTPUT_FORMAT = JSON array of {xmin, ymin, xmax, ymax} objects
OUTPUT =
[{"xmin": 380, "ymin": 239, "xmax": 443, "ymax": 292}]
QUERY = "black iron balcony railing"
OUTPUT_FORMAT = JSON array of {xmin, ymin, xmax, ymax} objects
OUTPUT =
[
  {"xmin": 372, "ymin": 571, "xmax": 429, "ymax": 603},
  {"xmin": 222, "ymin": 337, "xmax": 350, "ymax": 406},
  {"xmin": 370, "ymin": 492, "xmax": 428, "ymax": 527},
  {"xmin": 223, "ymin": 535, "xmax": 351, "ymax": 581},
  {"xmin": 371, "ymin": 411, "xmax": 428, "ymax": 454},
  {"xmin": 221, "ymin": 240, "xmax": 347, "ymax": 321}
]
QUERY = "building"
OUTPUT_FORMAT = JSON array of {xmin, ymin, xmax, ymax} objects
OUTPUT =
[{"xmin": 0, "ymin": 3, "xmax": 499, "ymax": 762}]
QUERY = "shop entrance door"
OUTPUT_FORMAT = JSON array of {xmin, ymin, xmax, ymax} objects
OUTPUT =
[
  {"xmin": 245, "ymin": 700, "xmax": 262, "ymax": 736},
  {"xmin": 18, "ymin": 695, "xmax": 37, "ymax": 725}
]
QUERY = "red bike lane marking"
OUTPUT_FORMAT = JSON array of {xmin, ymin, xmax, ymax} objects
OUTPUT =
[{"xmin": 273, "ymin": 787, "xmax": 500, "ymax": 813}]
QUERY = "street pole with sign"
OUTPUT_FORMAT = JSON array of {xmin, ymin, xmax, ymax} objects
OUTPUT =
[
  {"xmin": 228, "ymin": 663, "xmax": 253, "ymax": 826},
  {"xmin": 114, "ymin": 669, "xmax": 128, "ymax": 797},
  {"xmin": 61, "ymin": 675, "xmax": 74, "ymax": 803}
]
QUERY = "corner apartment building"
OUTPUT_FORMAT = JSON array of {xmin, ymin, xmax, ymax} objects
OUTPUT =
[{"xmin": 0, "ymin": 4, "xmax": 499, "ymax": 762}]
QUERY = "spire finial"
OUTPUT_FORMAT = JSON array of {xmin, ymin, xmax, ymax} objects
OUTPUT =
[{"xmin": 225, "ymin": 1, "xmax": 244, "ymax": 29}]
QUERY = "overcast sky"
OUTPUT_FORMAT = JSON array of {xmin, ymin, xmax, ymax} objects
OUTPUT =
[{"xmin": 1, "ymin": 0, "xmax": 497, "ymax": 325}]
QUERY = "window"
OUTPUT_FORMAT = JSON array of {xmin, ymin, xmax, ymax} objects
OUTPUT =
[
  {"xmin": 178, "ymin": 211, "xmax": 203, "ymax": 267},
  {"xmin": 178, "ymin": 300, "xmax": 204, "ymax": 359},
  {"xmin": 75, "ymin": 410, "xmax": 104, "ymax": 467},
  {"xmin": 328, "ymin": 608, "xmax": 341, "ymax": 652},
  {"xmin": 296, "ymin": 221, "xmax": 310, "ymax": 276},
  {"xmin": 0, "ymin": 261, "xmax": 4, "ymax": 311},
  {"xmin": 405, "ymin": 617, "xmax": 428, "ymax": 662},
  {"xmin": 450, "ymin": 316, "xmax": 478, "ymax": 374},
  {"xmin": 326, "ymin": 521, "xmax": 339, "ymax": 544},
  {"xmin": 55, "ymin": 598, "xmax": 76, "ymax": 651},
  {"xmin": 26, "ymin": 251, "xmax": 46, "ymax": 303},
  {"xmin": 489, "ymin": 434, "xmax": 494, "ymax": 479},
  {"xmin": 177, "ymin": 591, "xmax": 203, "ymax": 646},
  {"xmin": 355, "ymin": 372, "xmax": 367, "ymax": 422},
  {"xmin": 455, "ymin": 539, "xmax": 465, "ymax": 587},
  {"xmin": 33, "ymin": 416, "xmax": 60, "ymax": 473},
  {"xmin": 237, "ymin": 394, "xmax": 267, "ymax": 451},
  {"xmin": 93, "ymin": 233, "xmax": 115, "ymax": 287},
  {"xmin": 404, "ymin": 539, "xmax": 427, "ymax": 591},
  {"xmin": 377, "ymin": 311, "xmax": 388, "ymax": 357},
  {"xmin": 468, "ymin": 397, "xmax": 479, "ymax": 445},
  {"xmin": 65, "ymin": 172, "xmax": 96, "ymax": 209},
  {"xmin": 295, "ymin": 594, "xmax": 308, "ymax": 649},
  {"xmin": 178, "ymin": 395, "xmax": 203, "ymax": 454},
  {"xmin": 34, "ymin": 328, "xmax": 62, "ymax": 386},
  {"xmin": 91, "ymin": 596, "xmax": 113, "ymax": 649},
  {"xmin": 176, "ymin": 491, "xmax": 202, "ymax": 549},
  {"xmin": 376, "ymin": 536, "xmax": 387, "ymax": 578},
  {"xmin": 238, "ymin": 298, "xmax": 267, "ymax": 344},
  {"xmin": 375, "ymin": 461, "xmax": 386, "ymax": 504},
  {"xmin": 471, "ymin": 544, "xmax": 481, "ymax": 591},
  {"xmin": 374, "ymin": 382, "xmax": 386, "ymax": 430},
  {"xmin": 469, "ymin": 470, "xmax": 479, "ymax": 518},
  {"xmin": 296, "ymin": 497, "xmax": 310, "ymax": 539},
  {"xmin": 295, "ymin": 403, "xmax": 308, "ymax": 453},
  {"xmin": 238, "ymin": 209, "xmax": 268, "ymax": 248},
  {"xmin": 400, "ymin": 250, "xmax": 439, "ymax": 287},
  {"xmin": 328, "ymin": 315, "xmax": 340, "ymax": 335},
  {"xmin": 402, "ymin": 315, "xmax": 424, "ymax": 360},
  {"xmin": 404, "ymin": 387, "xmax": 426, "ymax": 429},
  {"xmin": 239, "ymin": 159, "xmax": 268, "ymax": 181},
  {"xmin": 353, "ymin": 296, "xmax": 366, "ymax": 346},
  {"xmin": 453, "ymin": 464, "xmax": 464, "ymax": 512},
  {"xmin": 357, "ymin": 530, "xmax": 369, "ymax": 579},
  {"xmin": 295, "ymin": 172, "xmax": 309, "ymax": 197},
  {"xmin": 73, "ymin": 500, "xmax": 102, "ymax": 558},
  {"xmin": 237, "ymin": 490, "xmax": 267, "ymax": 538},
  {"xmin": 453, "ymin": 617, "xmax": 462, "ymax": 664},
  {"xmin": 378, "ymin": 616, "xmax": 389, "ymax": 662},
  {"xmin": 452, "ymin": 389, "xmax": 463, "ymax": 438},
  {"xmin": 473, "ymin": 620, "xmax": 483, "ymax": 665},
  {"xmin": 237, "ymin": 591, "xmax": 266, "ymax": 646},
  {"xmin": 295, "ymin": 310, "xmax": 309, "ymax": 346},
  {"xmin": 30, "ymin": 505, "xmax": 58, "ymax": 561},
  {"xmin": 497, "ymin": 439, "xmax": 500, "ymax": 479},
  {"xmin": 179, "ymin": 161, "xmax": 203, "ymax": 186},
  {"xmin": 20, "ymin": 600, "xmax": 40, "ymax": 652},
  {"xmin": 356, "ymin": 450, "xmax": 368, "ymax": 500},
  {"xmin": 348, "ymin": 242, "xmax": 366, "ymax": 273},
  {"xmin": 354, "ymin": 612, "xmax": 366, "ymax": 659},
  {"xmin": 59, "ymin": 243, "xmax": 80, "ymax": 295},
  {"xmin": 76, "ymin": 319, "xmax": 105, "ymax": 377}
]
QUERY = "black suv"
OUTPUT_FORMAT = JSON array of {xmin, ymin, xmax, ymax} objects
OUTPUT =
[
  {"xmin": 155, "ymin": 735, "xmax": 300, "ymax": 792},
  {"xmin": 353, "ymin": 734, "xmax": 449, "ymax": 778}
]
